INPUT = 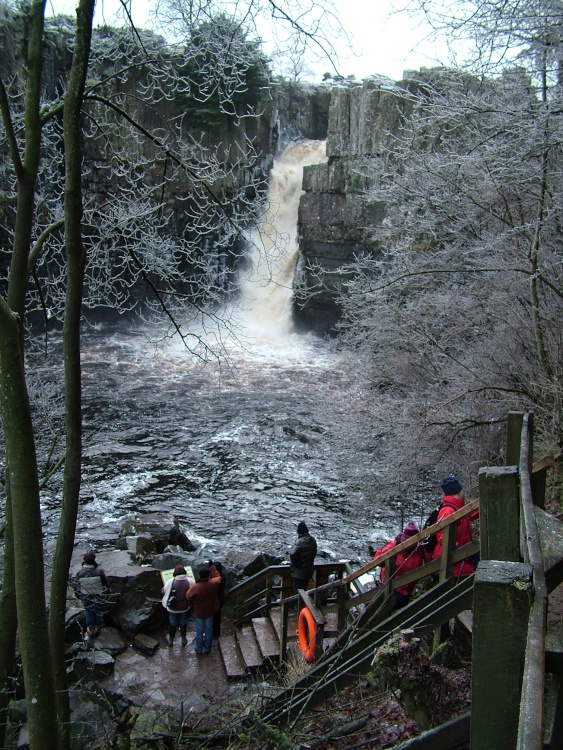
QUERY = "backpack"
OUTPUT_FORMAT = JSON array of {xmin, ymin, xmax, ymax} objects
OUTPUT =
[
  {"xmin": 422, "ymin": 502, "xmax": 456, "ymax": 554},
  {"xmin": 165, "ymin": 580, "xmax": 177, "ymax": 608}
]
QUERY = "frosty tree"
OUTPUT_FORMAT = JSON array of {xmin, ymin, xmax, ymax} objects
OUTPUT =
[
  {"xmin": 0, "ymin": 1, "xmax": 346, "ymax": 747},
  {"xmin": 334, "ymin": 1, "xmax": 563, "ymax": 503}
]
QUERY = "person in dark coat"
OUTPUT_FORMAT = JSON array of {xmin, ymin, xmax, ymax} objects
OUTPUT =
[
  {"xmin": 161, "ymin": 564, "xmax": 191, "ymax": 647},
  {"xmin": 289, "ymin": 521, "xmax": 317, "ymax": 595},
  {"xmin": 185, "ymin": 564, "xmax": 221, "ymax": 654},
  {"xmin": 76, "ymin": 551, "xmax": 110, "ymax": 638}
]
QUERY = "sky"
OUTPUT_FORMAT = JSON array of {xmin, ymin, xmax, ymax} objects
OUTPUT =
[{"xmin": 46, "ymin": 0, "xmax": 455, "ymax": 82}]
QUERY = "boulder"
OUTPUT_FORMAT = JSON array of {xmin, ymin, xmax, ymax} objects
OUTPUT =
[
  {"xmin": 65, "ymin": 606, "xmax": 86, "ymax": 644},
  {"xmin": 151, "ymin": 547, "xmax": 196, "ymax": 572},
  {"xmin": 104, "ymin": 564, "xmax": 166, "ymax": 636},
  {"xmin": 69, "ymin": 699, "xmax": 114, "ymax": 750},
  {"xmin": 119, "ymin": 513, "xmax": 196, "ymax": 552},
  {"xmin": 72, "ymin": 651, "xmax": 115, "ymax": 681},
  {"xmin": 90, "ymin": 627, "xmax": 130, "ymax": 656},
  {"xmin": 223, "ymin": 550, "xmax": 283, "ymax": 583},
  {"xmin": 123, "ymin": 534, "xmax": 157, "ymax": 562},
  {"xmin": 132, "ymin": 633, "xmax": 160, "ymax": 655},
  {"xmin": 69, "ymin": 550, "xmax": 167, "ymax": 637}
]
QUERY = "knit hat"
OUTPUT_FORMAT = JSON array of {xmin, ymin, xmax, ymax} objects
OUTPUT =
[
  {"xmin": 400, "ymin": 522, "xmax": 419, "ymax": 543},
  {"xmin": 198, "ymin": 567, "xmax": 210, "ymax": 580},
  {"xmin": 297, "ymin": 521, "xmax": 309, "ymax": 535},
  {"xmin": 441, "ymin": 475, "xmax": 463, "ymax": 495},
  {"xmin": 173, "ymin": 565, "xmax": 186, "ymax": 576},
  {"xmin": 83, "ymin": 551, "xmax": 96, "ymax": 565}
]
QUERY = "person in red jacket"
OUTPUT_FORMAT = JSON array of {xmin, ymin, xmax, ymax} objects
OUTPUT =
[
  {"xmin": 185, "ymin": 562, "xmax": 221, "ymax": 654},
  {"xmin": 431, "ymin": 475, "xmax": 479, "ymax": 579},
  {"xmin": 373, "ymin": 522, "xmax": 425, "ymax": 608}
]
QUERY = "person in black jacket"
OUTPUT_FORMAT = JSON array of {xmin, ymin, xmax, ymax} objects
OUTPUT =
[{"xmin": 289, "ymin": 521, "xmax": 317, "ymax": 595}]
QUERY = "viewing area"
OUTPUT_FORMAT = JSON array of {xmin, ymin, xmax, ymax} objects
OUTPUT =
[{"xmin": 219, "ymin": 411, "xmax": 563, "ymax": 749}]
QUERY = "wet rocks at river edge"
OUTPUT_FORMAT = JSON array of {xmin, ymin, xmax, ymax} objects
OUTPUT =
[
  {"xmin": 18, "ymin": 513, "xmax": 286, "ymax": 749},
  {"xmin": 66, "ymin": 512, "xmax": 284, "ymax": 642}
]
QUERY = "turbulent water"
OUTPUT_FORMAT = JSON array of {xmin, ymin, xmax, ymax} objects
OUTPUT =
[{"xmin": 35, "ymin": 142, "xmax": 410, "ymax": 569}]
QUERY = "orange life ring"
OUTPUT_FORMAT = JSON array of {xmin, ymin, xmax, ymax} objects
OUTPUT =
[{"xmin": 297, "ymin": 607, "xmax": 317, "ymax": 663}]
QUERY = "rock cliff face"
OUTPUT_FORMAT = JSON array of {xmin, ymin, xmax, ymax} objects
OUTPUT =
[{"xmin": 294, "ymin": 78, "xmax": 405, "ymax": 334}]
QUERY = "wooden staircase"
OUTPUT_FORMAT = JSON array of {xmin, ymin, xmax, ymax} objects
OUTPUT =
[{"xmin": 218, "ymin": 609, "xmax": 339, "ymax": 679}]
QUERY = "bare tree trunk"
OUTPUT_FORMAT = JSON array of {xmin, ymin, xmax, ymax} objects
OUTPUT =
[
  {"xmin": 48, "ymin": 3, "xmax": 95, "ymax": 748},
  {"xmin": 0, "ymin": 302, "xmax": 59, "ymax": 750},
  {"xmin": 0, "ymin": 485, "xmax": 17, "ymax": 748},
  {"xmin": 0, "ymin": 2, "xmax": 60, "ymax": 747},
  {"xmin": 529, "ymin": 56, "xmax": 552, "ymax": 384}
]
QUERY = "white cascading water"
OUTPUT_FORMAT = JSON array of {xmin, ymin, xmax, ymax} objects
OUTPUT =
[
  {"xmin": 237, "ymin": 139, "xmax": 327, "ymax": 340},
  {"xmin": 160, "ymin": 139, "xmax": 329, "ymax": 366}
]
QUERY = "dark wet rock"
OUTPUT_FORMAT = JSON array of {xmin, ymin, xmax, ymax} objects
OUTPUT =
[
  {"xmin": 225, "ymin": 550, "xmax": 284, "ymax": 581},
  {"xmin": 119, "ymin": 513, "xmax": 196, "ymax": 552},
  {"xmin": 17, "ymin": 726, "xmax": 29, "ymax": 749},
  {"xmin": 71, "ymin": 549, "xmax": 135, "ymax": 576},
  {"xmin": 124, "ymin": 534, "xmax": 157, "ymax": 560},
  {"xmin": 151, "ymin": 547, "xmax": 196, "ymax": 572},
  {"xmin": 104, "ymin": 565, "xmax": 166, "ymax": 636},
  {"xmin": 131, "ymin": 707, "xmax": 173, "ymax": 743},
  {"xmin": 69, "ymin": 700, "xmax": 114, "ymax": 750},
  {"xmin": 90, "ymin": 627, "xmax": 131, "ymax": 656},
  {"xmin": 72, "ymin": 651, "xmax": 116, "ymax": 681},
  {"xmin": 65, "ymin": 606, "xmax": 86, "ymax": 643},
  {"xmin": 132, "ymin": 633, "xmax": 160, "ymax": 655},
  {"xmin": 180, "ymin": 691, "xmax": 212, "ymax": 714}
]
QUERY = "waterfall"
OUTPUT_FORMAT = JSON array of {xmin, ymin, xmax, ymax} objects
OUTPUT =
[{"xmin": 237, "ymin": 140, "xmax": 327, "ymax": 338}]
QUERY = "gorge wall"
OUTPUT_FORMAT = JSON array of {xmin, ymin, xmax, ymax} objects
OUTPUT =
[
  {"xmin": 0, "ymin": 7, "xmax": 415, "ymax": 334},
  {"xmin": 294, "ymin": 77, "xmax": 410, "ymax": 334}
]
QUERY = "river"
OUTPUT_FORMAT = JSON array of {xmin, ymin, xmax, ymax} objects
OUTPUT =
[{"xmin": 35, "ymin": 141, "xmax": 411, "ymax": 571}]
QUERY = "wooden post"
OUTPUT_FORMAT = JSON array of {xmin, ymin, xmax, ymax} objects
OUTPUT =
[
  {"xmin": 479, "ymin": 466, "xmax": 520, "ymax": 562},
  {"xmin": 437, "ymin": 522, "xmax": 456, "ymax": 582},
  {"xmin": 506, "ymin": 411, "xmax": 524, "ymax": 466},
  {"xmin": 279, "ymin": 599, "xmax": 289, "ymax": 662},
  {"xmin": 432, "ymin": 522, "xmax": 457, "ymax": 650},
  {"xmin": 531, "ymin": 455, "xmax": 553, "ymax": 510},
  {"xmin": 382, "ymin": 556, "xmax": 396, "ymax": 601},
  {"xmin": 471, "ymin": 560, "xmax": 534, "ymax": 750},
  {"xmin": 337, "ymin": 581, "xmax": 347, "ymax": 632}
]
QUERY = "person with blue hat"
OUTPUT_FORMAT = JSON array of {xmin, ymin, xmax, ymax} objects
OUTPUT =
[{"xmin": 431, "ymin": 475, "xmax": 479, "ymax": 578}]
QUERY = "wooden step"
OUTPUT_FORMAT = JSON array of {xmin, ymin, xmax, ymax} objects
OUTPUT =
[
  {"xmin": 269, "ymin": 608, "xmax": 298, "ymax": 642},
  {"xmin": 218, "ymin": 634, "xmax": 246, "ymax": 679},
  {"xmin": 237, "ymin": 625, "xmax": 263, "ymax": 670},
  {"xmin": 251, "ymin": 617, "xmax": 279, "ymax": 662}
]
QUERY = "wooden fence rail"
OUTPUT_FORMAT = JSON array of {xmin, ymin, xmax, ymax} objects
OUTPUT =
[{"xmin": 471, "ymin": 412, "xmax": 561, "ymax": 750}]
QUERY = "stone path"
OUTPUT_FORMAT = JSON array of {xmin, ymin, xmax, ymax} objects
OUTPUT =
[{"xmin": 102, "ymin": 619, "xmax": 232, "ymax": 719}]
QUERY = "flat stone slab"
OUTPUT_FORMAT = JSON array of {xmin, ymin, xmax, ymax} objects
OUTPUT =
[{"xmin": 132, "ymin": 633, "xmax": 159, "ymax": 655}]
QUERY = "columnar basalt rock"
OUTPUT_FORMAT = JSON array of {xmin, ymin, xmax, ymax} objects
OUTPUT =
[{"xmin": 294, "ymin": 78, "xmax": 400, "ymax": 333}]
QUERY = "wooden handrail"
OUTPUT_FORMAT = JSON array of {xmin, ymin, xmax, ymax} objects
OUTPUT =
[
  {"xmin": 229, "ymin": 504, "xmax": 480, "ymax": 631},
  {"xmin": 343, "ymin": 498, "xmax": 480, "ymax": 584},
  {"xmin": 516, "ymin": 413, "xmax": 547, "ymax": 750}
]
